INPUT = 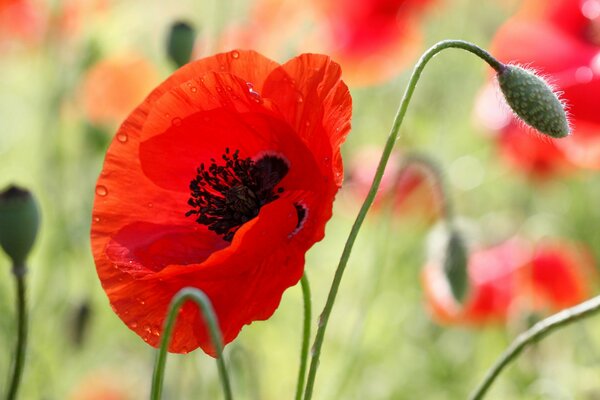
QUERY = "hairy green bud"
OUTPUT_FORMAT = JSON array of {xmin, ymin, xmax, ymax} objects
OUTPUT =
[
  {"xmin": 498, "ymin": 65, "xmax": 569, "ymax": 138},
  {"xmin": 0, "ymin": 186, "xmax": 40, "ymax": 267}
]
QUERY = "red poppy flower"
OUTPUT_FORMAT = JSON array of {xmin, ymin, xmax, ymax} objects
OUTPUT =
[
  {"xmin": 312, "ymin": 0, "xmax": 436, "ymax": 85},
  {"xmin": 0, "ymin": 0, "xmax": 46, "ymax": 44},
  {"xmin": 345, "ymin": 146, "xmax": 439, "ymax": 219},
  {"xmin": 423, "ymin": 239, "xmax": 528, "ymax": 325},
  {"xmin": 423, "ymin": 238, "xmax": 596, "ymax": 325},
  {"xmin": 481, "ymin": 0, "xmax": 600, "ymax": 176},
  {"xmin": 518, "ymin": 241, "xmax": 595, "ymax": 311},
  {"xmin": 79, "ymin": 53, "xmax": 160, "ymax": 126},
  {"xmin": 91, "ymin": 50, "xmax": 351, "ymax": 355},
  {"xmin": 219, "ymin": 0, "xmax": 436, "ymax": 86}
]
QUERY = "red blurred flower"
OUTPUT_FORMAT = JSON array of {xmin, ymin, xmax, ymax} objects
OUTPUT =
[
  {"xmin": 0, "ymin": 0, "xmax": 46, "ymax": 44},
  {"xmin": 480, "ymin": 0, "xmax": 600, "ymax": 176},
  {"xmin": 423, "ymin": 238, "xmax": 595, "ymax": 325},
  {"xmin": 518, "ymin": 241, "xmax": 596, "ymax": 311},
  {"xmin": 220, "ymin": 0, "xmax": 436, "ymax": 86},
  {"xmin": 310, "ymin": 0, "xmax": 435, "ymax": 85},
  {"xmin": 423, "ymin": 239, "xmax": 528, "ymax": 325},
  {"xmin": 344, "ymin": 147, "xmax": 439, "ymax": 220},
  {"xmin": 91, "ymin": 50, "xmax": 351, "ymax": 355},
  {"xmin": 79, "ymin": 54, "xmax": 160, "ymax": 126}
]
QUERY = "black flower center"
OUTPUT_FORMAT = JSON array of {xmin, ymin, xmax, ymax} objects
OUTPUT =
[{"xmin": 186, "ymin": 148, "xmax": 289, "ymax": 241}]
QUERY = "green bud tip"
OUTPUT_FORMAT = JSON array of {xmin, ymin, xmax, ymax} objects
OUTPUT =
[
  {"xmin": 497, "ymin": 64, "xmax": 570, "ymax": 139},
  {"xmin": 0, "ymin": 185, "xmax": 40, "ymax": 268},
  {"xmin": 167, "ymin": 21, "xmax": 197, "ymax": 68}
]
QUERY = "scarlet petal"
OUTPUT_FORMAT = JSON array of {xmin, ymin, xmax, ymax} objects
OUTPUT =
[{"xmin": 91, "ymin": 50, "xmax": 351, "ymax": 354}]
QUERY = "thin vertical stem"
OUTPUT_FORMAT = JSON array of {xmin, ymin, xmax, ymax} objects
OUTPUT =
[
  {"xmin": 150, "ymin": 288, "xmax": 233, "ymax": 400},
  {"xmin": 6, "ymin": 264, "xmax": 28, "ymax": 400},
  {"xmin": 295, "ymin": 273, "xmax": 312, "ymax": 400},
  {"xmin": 303, "ymin": 40, "xmax": 504, "ymax": 400},
  {"xmin": 469, "ymin": 294, "xmax": 600, "ymax": 400}
]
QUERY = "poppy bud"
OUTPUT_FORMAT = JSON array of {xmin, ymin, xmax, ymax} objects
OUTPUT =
[
  {"xmin": 443, "ymin": 229, "xmax": 468, "ymax": 303},
  {"xmin": 0, "ymin": 186, "xmax": 40, "ymax": 269},
  {"xmin": 497, "ymin": 65, "xmax": 569, "ymax": 139},
  {"xmin": 166, "ymin": 21, "xmax": 196, "ymax": 68},
  {"xmin": 427, "ymin": 222, "xmax": 471, "ymax": 304}
]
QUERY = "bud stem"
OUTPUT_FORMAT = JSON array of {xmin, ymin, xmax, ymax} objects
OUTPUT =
[
  {"xmin": 303, "ymin": 40, "xmax": 504, "ymax": 400},
  {"xmin": 6, "ymin": 264, "xmax": 28, "ymax": 400},
  {"xmin": 469, "ymin": 294, "xmax": 600, "ymax": 400}
]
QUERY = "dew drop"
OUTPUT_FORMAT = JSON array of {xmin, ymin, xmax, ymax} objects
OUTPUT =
[
  {"xmin": 93, "ymin": 216, "xmax": 100, "ymax": 222},
  {"xmin": 172, "ymin": 117, "xmax": 182, "ymax": 127},
  {"xmin": 297, "ymin": 95, "xmax": 304, "ymax": 103},
  {"xmin": 226, "ymin": 86, "xmax": 233, "ymax": 92},
  {"xmin": 147, "ymin": 202, "xmax": 153, "ymax": 208},
  {"xmin": 131, "ymin": 322, "xmax": 138, "ymax": 328},
  {"xmin": 231, "ymin": 50, "xmax": 240, "ymax": 59},
  {"xmin": 152, "ymin": 328, "xmax": 161, "ymax": 337},
  {"xmin": 305, "ymin": 121, "xmax": 311, "ymax": 127},
  {"xmin": 95, "ymin": 185, "xmax": 108, "ymax": 196},
  {"xmin": 219, "ymin": 65, "xmax": 226, "ymax": 71},
  {"xmin": 116, "ymin": 133, "xmax": 128, "ymax": 143},
  {"xmin": 144, "ymin": 325, "xmax": 152, "ymax": 333},
  {"xmin": 190, "ymin": 86, "xmax": 198, "ymax": 93}
]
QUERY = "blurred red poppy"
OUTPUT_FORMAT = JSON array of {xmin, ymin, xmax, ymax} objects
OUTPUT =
[
  {"xmin": 518, "ymin": 241, "xmax": 596, "ymax": 311},
  {"xmin": 220, "ymin": 0, "xmax": 436, "ymax": 86},
  {"xmin": 80, "ymin": 54, "xmax": 160, "ymax": 126},
  {"xmin": 0, "ymin": 0, "xmax": 46, "ymax": 44},
  {"xmin": 423, "ymin": 238, "xmax": 595, "ymax": 325},
  {"xmin": 311, "ymin": 0, "xmax": 436, "ymax": 85},
  {"xmin": 480, "ymin": 0, "xmax": 600, "ymax": 176},
  {"xmin": 91, "ymin": 50, "xmax": 351, "ymax": 355},
  {"xmin": 423, "ymin": 239, "xmax": 527, "ymax": 325},
  {"xmin": 344, "ymin": 147, "xmax": 439, "ymax": 221}
]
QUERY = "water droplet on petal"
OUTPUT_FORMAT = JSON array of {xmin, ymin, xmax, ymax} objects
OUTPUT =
[
  {"xmin": 131, "ymin": 322, "xmax": 138, "ymax": 328},
  {"xmin": 231, "ymin": 50, "xmax": 240, "ymax": 59},
  {"xmin": 116, "ymin": 133, "xmax": 128, "ymax": 143},
  {"xmin": 172, "ymin": 117, "xmax": 182, "ymax": 127},
  {"xmin": 93, "ymin": 216, "xmax": 100, "ymax": 222},
  {"xmin": 96, "ymin": 185, "xmax": 108, "ymax": 196},
  {"xmin": 147, "ymin": 202, "xmax": 153, "ymax": 208},
  {"xmin": 297, "ymin": 95, "xmax": 304, "ymax": 103},
  {"xmin": 190, "ymin": 86, "xmax": 198, "ymax": 93}
]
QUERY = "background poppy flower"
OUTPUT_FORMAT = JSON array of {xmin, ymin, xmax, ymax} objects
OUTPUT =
[
  {"xmin": 423, "ymin": 238, "xmax": 596, "ymax": 325},
  {"xmin": 423, "ymin": 238, "xmax": 528, "ymax": 325},
  {"xmin": 0, "ymin": 0, "xmax": 46, "ymax": 45},
  {"xmin": 345, "ymin": 146, "xmax": 439, "ymax": 220},
  {"xmin": 479, "ymin": 0, "xmax": 600, "ymax": 176},
  {"xmin": 91, "ymin": 50, "xmax": 351, "ymax": 355},
  {"xmin": 79, "ymin": 54, "xmax": 160, "ymax": 127},
  {"xmin": 518, "ymin": 241, "xmax": 596, "ymax": 311},
  {"xmin": 219, "ymin": 0, "xmax": 437, "ymax": 86}
]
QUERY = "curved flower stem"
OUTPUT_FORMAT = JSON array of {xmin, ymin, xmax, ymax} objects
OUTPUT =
[
  {"xmin": 295, "ymin": 273, "xmax": 312, "ymax": 400},
  {"xmin": 6, "ymin": 264, "xmax": 28, "ymax": 400},
  {"xmin": 150, "ymin": 288, "xmax": 233, "ymax": 400},
  {"xmin": 469, "ymin": 294, "xmax": 600, "ymax": 400},
  {"xmin": 302, "ymin": 40, "xmax": 504, "ymax": 400},
  {"xmin": 397, "ymin": 153, "xmax": 454, "ymax": 221}
]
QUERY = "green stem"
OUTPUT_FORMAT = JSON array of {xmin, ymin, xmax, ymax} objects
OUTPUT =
[
  {"xmin": 150, "ymin": 288, "xmax": 233, "ymax": 400},
  {"xmin": 469, "ymin": 294, "xmax": 600, "ymax": 400},
  {"xmin": 6, "ymin": 264, "xmax": 28, "ymax": 400},
  {"xmin": 302, "ymin": 40, "xmax": 504, "ymax": 400},
  {"xmin": 295, "ymin": 273, "xmax": 312, "ymax": 400}
]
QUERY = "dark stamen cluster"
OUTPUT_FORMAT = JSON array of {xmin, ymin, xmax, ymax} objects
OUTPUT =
[{"xmin": 186, "ymin": 148, "xmax": 289, "ymax": 241}]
